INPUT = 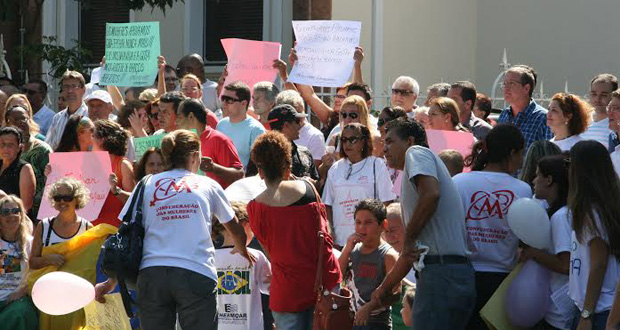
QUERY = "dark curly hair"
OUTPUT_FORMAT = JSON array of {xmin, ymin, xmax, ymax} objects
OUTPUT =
[
  {"xmin": 550, "ymin": 93, "xmax": 591, "ymax": 136},
  {"xmin": 250, "ymin": 131, "xmax": 292, "ymax": 183},
  {"xmin": 93, "ymin": 119, "xmax": 129, "ymax": 156},
  {"xmin": 117, "ymin": 100, "xmax": 146, "ymax": 130}
]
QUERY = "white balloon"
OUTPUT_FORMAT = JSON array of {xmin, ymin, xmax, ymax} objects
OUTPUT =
[
  {"xmin": 32, "ymin": 271, "xmax": 95, "ymax": 315},
  {"xmin": 507, "ymin": 198, "xmax": 551, "ymax": 250}
]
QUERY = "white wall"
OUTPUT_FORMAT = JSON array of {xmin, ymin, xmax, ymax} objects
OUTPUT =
[{"xmin": 132, "ymin": 3, "xmax": 186, "ymax": 68}]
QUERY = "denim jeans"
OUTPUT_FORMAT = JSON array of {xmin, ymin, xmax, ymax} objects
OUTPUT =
[
  {"xmin": 272, "ymin": 307, "xmax": 314, "ymax": 330},
  {"xmin": 137, "ymin": 266, "xmax": 218, "ymax": 330},
  {"xmin": 412, "ymin": 262, "xmax": 476, "ymax": 329}
]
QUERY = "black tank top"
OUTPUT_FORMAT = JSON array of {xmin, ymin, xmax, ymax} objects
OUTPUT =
[{"xmin": 0, "ymin": 157, "xmax": 27, "ymax": 196}]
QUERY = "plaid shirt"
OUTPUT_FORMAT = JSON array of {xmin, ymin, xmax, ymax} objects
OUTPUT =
[{"xmin": 498, "ymin": 99, "xmax": 553, "ymax": 149}]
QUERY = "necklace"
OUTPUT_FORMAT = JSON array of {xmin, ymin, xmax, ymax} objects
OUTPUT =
[{"xmin": 346, "ymin": 157, "xmax": 369, "ymax": 180}]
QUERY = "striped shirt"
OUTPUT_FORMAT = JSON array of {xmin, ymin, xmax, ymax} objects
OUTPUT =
[
  {"xmin": 498, "ymin": 99, "xmax": 553, "ymax": 149},
  {"xmin": 581, "ymin": 118, "xmax": 611, "ymax": 150},
  {"xmin": 45, "ymin": 102, "xmax": 88, "ymax": 150}
]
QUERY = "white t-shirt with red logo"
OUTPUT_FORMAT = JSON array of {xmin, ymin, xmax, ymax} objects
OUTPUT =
[
  {"xmin": 215, "ymin": 247, "xmax": 271, "ymax": 330},
  {"xmin": 119, "ymin": 169, "xmax": 235, "ymax": 282},
  {"xmin": 453, "ymin": 171, "xmax": 532, "ymax": 272}
]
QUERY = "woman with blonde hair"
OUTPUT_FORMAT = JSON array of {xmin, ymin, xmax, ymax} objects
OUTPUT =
[
  {"xmin": 427, "ymin": 97, "xmax": 469, "ymax": 132},
  {"xmin": 0, "ymin": 195, "xmax": 37, "ymax": 329}
]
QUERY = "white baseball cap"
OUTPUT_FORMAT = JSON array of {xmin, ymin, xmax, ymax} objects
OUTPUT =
[{"xmin": 84, "ymin": 90, "xmax": 112, "ymax": 104}]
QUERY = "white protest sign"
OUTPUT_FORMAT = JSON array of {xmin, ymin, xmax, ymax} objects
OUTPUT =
[{"xmin": 288, "ymin": 20, "xmax": 361, "ymax": 87}]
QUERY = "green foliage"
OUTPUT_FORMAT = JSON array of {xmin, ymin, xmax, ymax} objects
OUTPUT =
[{"xmin": 18, "ymin": 37, "xmax": 92, "ymax": 78}]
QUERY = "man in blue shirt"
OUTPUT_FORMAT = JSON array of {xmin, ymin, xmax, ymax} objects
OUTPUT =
[{"xmin": 498, "ymin": 65, "xmax": 553, "ymax": 148}]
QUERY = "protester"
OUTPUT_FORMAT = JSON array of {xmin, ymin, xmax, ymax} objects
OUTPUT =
[
  {"xmin": 522, "ymin": 154, "xmax": 572, "ymax": 329},
  {"xmin": 217, "ymin": 82, "xmax": 266, "ymax": 169},
  {"xmin": 427, "ymin": 97, "xmax": 469, "ymax": 132},
  {"xmin": 567, "ymin": 141, "xmax": 620, "ymax": 330},
  {"xmin": 448, "ymin": 81, "xmax": 492, "ymax": 140},
  {"xmin": 391, "ymin": 76, "xmax": 419, "ymax": 114},
  {"xmin": 438, "ymin": 149, "xmax": 464, "ymax": 176},
  {"xmin": 323, "ymin": 123, "xmax": 395, "ymax": 248},
  {"xmin": 45, "ymin": 71, "xmax": 88, "ymax": 150},
  {"xmin": 145, "ymin": 99, "xmax": 160, "ymax": 132},
  {"xmin": 411, "ymin": 106, "xmax": 430, "ymax": 129},
  {"xmin": 247, "ymin": 131, "xmax": 341, "ymax": 330},
  {"xmin": 5, "ymin": 106, "xmax": 52, "ymax": 219},
  {"xmin": 91, "ymin": 120, "xmax": 136, "ymax": 227},
  {"xmin": 252, "ymin": 81, "xmax": 279, "ymax": 128},
  {"xmin": 373, "ymin": 118, "xmax": 475, "ymax": 329},
  {"xmin": 96, "ymin": 129, "xmax": 254, "ymax": 330},
  {"xmin": 547, "ymin": 93, "xmax": 591, "ymax": 152},
  {"xmin": 180, "ymin": 74, "xmax": 219, "ymax": 129},
  {"xmin": 117, "ymin": 100, "xmax": 148, "ymax": 137},
  {"xmin": 520, "ymin": 140, "xmax": 563, "ymax": 191},
  {"xmin": 213, "ymin": 201, "xmax": 271, "ymax": 330},
  {"xmin": 454, "ymin": 124, "xmax": 532, "ymax": 330},
  {"xmin": 498, "ymin": 65, "xmax": 553, "ymax": 148},
  {"xmin": 0, "ymin": 195, "xmax": 37, "ymax": 330},
  {"xmin": 0, "ymin": 127, "xmax": 36, "ymax": 215},
  {"xmin": 424, "ymin": 82, "xmax": 450, "ymax": 106},
  {"xmin": 30, "ymin": 177, "xmax": 92, "ymax": 269},
  {"xmin": 133, "ymin": 147, "xmax": 164, "ymax": 181},
  {"xmin": 175, "ymin": 98, "xmax": 244, "ymax": 188},
  {"xmin": 581, "ymin": 74, "xmax": 616, "ymax": 149},
  {"xmin": 176, "ymin": 54, "xmax": 219, "ymax": 111},
  {"xmin": 4, "ymin": 94, "xmax": 42, "ymax": 140},
  {"xmin": 85, "ymin": 90, "xmax": 116, "ymax": 121},
  {"xmin": 377, "ymin": 106, "xmax": 407, "ymax": 140},
  {"xmin": 325, "ymin": 95, "xmax": 374, "ymax": 151},
  {"xmin": 474, "ymin": 92, "xmax": 496, "ymax": 126},
  {"xmin": 156, "ymin": 91, "xmax": 186, "ymax": 134},
  {"xmin": 339, "ymin": 199, "xmax": 399, "ymax": 329},
  {"xmin": 55, "ymin": 115, "xmax": 94, "ymax": 152}
]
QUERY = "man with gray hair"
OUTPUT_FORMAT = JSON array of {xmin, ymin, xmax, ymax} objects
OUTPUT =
[
  {"xmin": 425, "ymin": 82, "xmax": 450, "ymax": 106},
  {"xmin": 252, "ymin": 81, "xmax": 279, "ymax": 128},
  {"xmin": 276, "ymin": 90, "xmax": 326, "ymax": 166},
  {"xmin": 391, "ymin": 76, "xmax": 420, "ymax": 115},
  {"xmin": 498, "ymin": 65, "xmax": 552, "ymax": 148}
]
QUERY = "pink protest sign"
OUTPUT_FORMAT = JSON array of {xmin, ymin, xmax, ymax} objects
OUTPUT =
[
  {"xmin": 37, "ymin": 151, "xmax": 112, "ymax": 221},
  {"xmin": 221, "ymin": 38, "xmax": 281, "ymax": 94},
  {"xmin": 426, "ymin": 129, "xmax": 475, "ymax": 158}
]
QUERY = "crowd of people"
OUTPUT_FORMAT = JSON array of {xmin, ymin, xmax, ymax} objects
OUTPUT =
[{"xmin": 0, "ymin": 45, "xmax": 619, "ymax": 330}]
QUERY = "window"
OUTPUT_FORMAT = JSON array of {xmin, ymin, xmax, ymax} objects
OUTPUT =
[
  {"xmin": 204, "ymin": 0, "xmax": 264, "ymax": 64},
  {"xmin": 80, "ymin": 0, "xmax": 130, "ymax": 63}
]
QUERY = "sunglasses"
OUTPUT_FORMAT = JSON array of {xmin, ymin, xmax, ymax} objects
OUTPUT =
[
  {"xmin": 340, "ymin": 112, "xmax": 359, "ymax": 119},
  {"xmin": 53, "ymin": 195, "xmax": 74, "ymax": 202},
  {"xmin": 220, "ymin": 95, "xmax": 241, "ymax": 104},
  {"xmin": 149, "ymin": 112, "xmax": 159, "ymax": 119},
  {"xmin": 377, "ymin": 118, "xmax": 393, "ymax": 127},
  {"xmin": 340, "ymin": 136, "xmax": 362, "ymax": 144},
  {"xmin": 391, "ymin": 88, "xmax": 414, "ymax": 96},
  {"xmin": 0, "ymin": 208, "xmax": 20, "ymax": 216}
]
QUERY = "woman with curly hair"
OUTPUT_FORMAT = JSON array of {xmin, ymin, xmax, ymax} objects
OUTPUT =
[
  {"xmin": 91, "ymin": 119, "xmax": 136, "ymax": 227},
  {"xmin": 133, "ymin": 147, "xmax": 164, "ymax": 181},
  {"xmin": 547, "ymin": 93, "xmax": 591, "ymax": 151}
]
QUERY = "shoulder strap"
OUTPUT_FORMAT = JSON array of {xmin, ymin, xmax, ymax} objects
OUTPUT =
[
  {"xmin": 307, "ymin": 178, "xmax": 326, "ymax": 293},
  {"xmin": 45, "ymin": 218, "xmax": 55, "ymax": 247},
  {"xmin": 122, "ymin": 175, "xmax": 150, "ymax": 224},
  {"xmin": 373, "ymin": 158, "xmax": 377, "ymax": 199}
]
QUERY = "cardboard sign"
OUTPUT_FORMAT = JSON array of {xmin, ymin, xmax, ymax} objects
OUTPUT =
[
  {"xmin": 84, "ymin": 293, "xmax": 132, "ymax": 330},
  {"xmin": 221, "ymin": 38, "xmax": 281, "ymax": 92}
]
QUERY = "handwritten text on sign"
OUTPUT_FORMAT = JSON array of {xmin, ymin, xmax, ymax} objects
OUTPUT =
[
  {"xmin": 221, "ymin": 38, "xmax": 281, "ymax": 96},
  {"xmin": 84, "ymin": 293, "xmax": 132, "ymax": 330},
  {"xmin": 288, "ymin": 20, "xmax": 361, "ymax": 87},
  {"xmin": 37, "ymin": 152, "xmax": 112, "ymax": 221},
  {"xmin": 100, "ymin": 22, "xmax": 160, "ymax": 87}
]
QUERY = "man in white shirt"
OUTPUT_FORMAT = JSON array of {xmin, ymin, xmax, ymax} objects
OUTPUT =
[
  {"xmin": 607, "ymin": 90, "xmax": 620, "ymax": 176},
  {"xmin": 176, "ymin": 54, "xmax": 218, "ymax": 111},
  {"xmin": 275, "ymin": 90, "xmax": 326, "ymax": 166},
  {"xmin": 45, "ymin": 71, "xmax": 88, "ymax": 150},
  {"xmin": 581, "ymin": 73, "xmax": 617, "ymax": 150},
  {"xmin": 23, "ymin": 79, "xmax": 55, "ymax": 136}
]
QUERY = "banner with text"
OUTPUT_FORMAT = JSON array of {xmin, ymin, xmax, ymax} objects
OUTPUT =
[
  {"xmin": 37, "ymin": 152, "xmax": 112, "ymax": 221},
  {"xmin": 221, "ymin": 38, "xmax": 281, "ymax": 94},
  {"xmin": 288, "ymin": 20, "xmax": 361, "ymax": 87},
  {"xmin": 100, "ymin": 22, "xmax": 160, "ymax": 87}
]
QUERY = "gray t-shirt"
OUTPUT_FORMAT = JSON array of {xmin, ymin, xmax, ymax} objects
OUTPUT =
[{"xmin": 400, "ymin": 145, "xmax": 469, "ymax": 256}]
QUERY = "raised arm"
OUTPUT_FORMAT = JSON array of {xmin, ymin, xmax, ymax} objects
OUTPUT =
[
  {"xmin": 352, "ymin": 46, "xmax": 364, "ymax": 84},
  {"xmin": 157, "ymin": 55, "xmax": 167, "ymax": 97}
]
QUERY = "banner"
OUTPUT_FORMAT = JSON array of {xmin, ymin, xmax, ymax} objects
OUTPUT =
[
  {"xmin": 37, "ymin": 152, "xmax": 112, "ymax": 221},
  {"xmin": 288, "ymin": 20, "xmax": 362, "ymax": 87},
  {"xmin": 100, "ymin": 22, "xmax": 160, "ymax": 87},
  {"xmin": 221, "ymin": 38, "xmax": 281, "ymax": 93}
]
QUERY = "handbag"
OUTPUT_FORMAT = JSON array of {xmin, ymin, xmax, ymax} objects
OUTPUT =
[
  {"xmin": 100, "ymin": 175, "xmax": 150, "ymax": 317},
  {"xmin": 309, "ymin": 180, "xmax": 355, "ymax": 330}
]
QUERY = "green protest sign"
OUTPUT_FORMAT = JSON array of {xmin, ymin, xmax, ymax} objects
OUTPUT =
[
  {"xmin": 133, "ymin": 133, "xmax": 164, "ymax": 161},
  {"xmin": 100, "ymin": 22, "xmax": 160, "ymax": 87}
]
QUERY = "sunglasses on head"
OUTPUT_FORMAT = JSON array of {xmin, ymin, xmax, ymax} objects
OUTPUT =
[
  {"xmin": 53, "ymin": 195, "xmax": 74, "ymax": 202},
  {"xmin": 340, "ymin": 136, "xmax": 362, "ymax": 144},
  {"xmin": 340, "ymin": 112, "xmax": 359, "ymax": 119},
  {"xmin": 0, "ymin": 208, "xmax": 20, "ymax": 216}
]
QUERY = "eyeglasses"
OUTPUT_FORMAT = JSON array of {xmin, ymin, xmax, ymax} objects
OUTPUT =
[
  {"xmin": 53, "ymin": 195, "xmax": 74, "ymax": 202},
  {"xmin": 340, "ymin": 112, "xmax": 359, "ymax": 119},
  {"xmin": 502, "ymin": 80, "xmax": 522, "ymax": 89},
  {"xmin": 221, "ymin": 95, "xmax": 241, "ymax": 104},
  {"xmin": 391, "ymin": 89, "xmax": 414, "ymax": 96},
  {"xmin": 0, "ymin": 208, "xmax": 20, "ymax": 216},
  {"xmin": 62, "ymin": 84, "xmax": 83, "ymax": 90},
  {"xmin": 340, "ymin": 136, "xmax": 362, "ymax": 145}
]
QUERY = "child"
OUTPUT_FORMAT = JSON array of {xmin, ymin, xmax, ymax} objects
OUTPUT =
[
  {"xmin": 400, "ymin": 285, "xmax": 416, "ymax": 327},
  {"xmin": 438, "ymin": 149, "xmax": 464, "ymax": 176},
  {"xmin": 339, "ymin": 198, "xmax": 399, "ymax": 330},
  {"xmin": 214, "ymin": 201, "xmax": 271, "ymax": 330}
]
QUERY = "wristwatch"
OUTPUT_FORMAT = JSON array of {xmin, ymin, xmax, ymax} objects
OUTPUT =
[{"xmin": 580, "ymin": 309, "xmax": 592, "ymax": 319}]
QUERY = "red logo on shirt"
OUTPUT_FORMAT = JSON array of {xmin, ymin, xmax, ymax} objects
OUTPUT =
[
  {"xmin": 150, "ymin": 178, "xmax": 198, "ymax": 206},
  {"xmin": 466, "ymin": 190, "xmax": 515, "ymax": 221}
]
